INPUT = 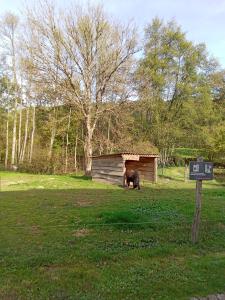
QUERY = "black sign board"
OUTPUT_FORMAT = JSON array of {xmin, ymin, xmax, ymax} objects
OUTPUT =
[{"xmin": 189, "ymin": 161, "xmax": 213, "ymax": 180}]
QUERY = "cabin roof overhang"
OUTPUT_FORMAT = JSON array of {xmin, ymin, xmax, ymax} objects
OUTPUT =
[{"xmin": 92, "ymin": 152, "xmax": 160, "ymax": 161}]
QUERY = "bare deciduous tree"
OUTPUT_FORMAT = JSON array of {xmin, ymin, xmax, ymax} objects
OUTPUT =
[
  {"xmin": 23, "ymin": 1, "xmax": 137, "ymax": 175},
  {"xmin": 0, "ymin": 12, "xmax": 19, "ymax": 167}
]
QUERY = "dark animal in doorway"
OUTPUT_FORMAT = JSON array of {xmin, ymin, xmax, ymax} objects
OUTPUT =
[{"xmin": 125, "ymin": 170, "xmax": 140, "ymax": 190}]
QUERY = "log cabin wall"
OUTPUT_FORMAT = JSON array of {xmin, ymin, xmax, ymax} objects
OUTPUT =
[
  {"xmin": 92, "ymin": 156, "xmax": 124, "ymax": 185},
  {"xmin": 125, "ymin": 157, "xmax": 155, "ymax": 182}
]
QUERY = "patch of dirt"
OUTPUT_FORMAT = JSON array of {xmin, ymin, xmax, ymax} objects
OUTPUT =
[
  {"xmin": 1, "ymin": 180, "xmax": 16, "ymax": 186},
  {"xmin": 72, "ymin": 228, "xmax": 92, "ymax": 237},
  {"xmin": 0, "ymin": 291, "xmax": 20, "ymax": 300},
  {"xmin": 75, "ymin": 200, "xmax": 92, "ymax": 207},
  {"xmin": 191, "ymin": 294, "xmax": 225, "ymax": 300},
  {"xmin": 217, "ymin": 223, "xmax": 225, "ymax": 230},
  {"xmin": 2, "ymin": 180, "xmax": 26, "ymax": 186},
  {"xmin": 31, "ymin": 225, "xmax": 41, "ymax": 235},
  {"xmin": 16, "ymin": 180, "xmax": 25, "ymax": 184}
]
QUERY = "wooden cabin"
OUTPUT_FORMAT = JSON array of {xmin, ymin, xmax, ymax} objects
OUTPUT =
[{"xmin": 91, "ymin": 153, "xmax": 159, "ymax": 186}]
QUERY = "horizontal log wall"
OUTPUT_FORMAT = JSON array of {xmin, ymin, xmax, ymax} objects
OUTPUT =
[
  {"xmin": 125, "ymin": 157, "xmax": 155, "ymax": 182},
  {"xmin": 92, "ymin": 156, "xmax": 124, "ymax": 185}
]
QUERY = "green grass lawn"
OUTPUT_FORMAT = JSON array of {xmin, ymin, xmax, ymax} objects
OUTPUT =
[{"xmin": 0, "ymin": 168, "xmax": 225, "ymax": 300}]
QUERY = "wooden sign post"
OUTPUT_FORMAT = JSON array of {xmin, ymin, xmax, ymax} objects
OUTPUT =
[
  {"xmin": 192, "ymin": 167, "xmax": 203, "ymax": 244},
  {"xmin": 189, "ymin": 157, "xmax": 213, "ymax": 244}
]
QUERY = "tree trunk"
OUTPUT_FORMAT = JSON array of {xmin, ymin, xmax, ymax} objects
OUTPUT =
[
  {"xmin": 11, "ymin": 23, "xmax": 18, "ymax": 167},
  {"xmin": 29, "ymin": 106, "xmax": 35, "ymax": 163},
  {"xmin": 48, "ymin": 107, "xmax": 56, "ymax": 161},
  {"xmin": 11, "ymin": 98, "xmax": 17, "ymax": 166},
  {"xmin": 48, "ymin": 127, "xmax": 56, "ymax": 161},
  {"xmin": 18, "ymin": 105, "xmax": 22, "ymax": 160},
  {"xmin": 74, "ymin": 133, "xmax": 78, "ymax": 174},
  {"xmin": 84, "ymin": 133, "xmax": 93, "ymax": 176},
  {"xmin": 107, "ymin": 116, "xmax": 111, "ymax": 154},
  {"xmin": 65, "ymin": 108, "xmax": 71, "ymax": 173},
  {"xmin": 5, "ymin": 110, "xmax": 9, "ymax": 169},
  {"xmin": 20, "ymin": 107, "xmax": 29, "ymax": 163},
  {"xmin": 84, "ymin": 114, "xmax": 94, "ymax": 176}
]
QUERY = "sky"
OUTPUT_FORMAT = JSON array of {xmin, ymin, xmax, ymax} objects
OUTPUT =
[{"xmin": 1, "ymin": 0, "xmax": 225, "ymax": 66}]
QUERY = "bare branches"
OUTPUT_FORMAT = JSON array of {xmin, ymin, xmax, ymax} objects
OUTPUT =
[
  {"xmin": 23, "ymin": 2, "xmax": 137, "ymax": 111},
  {"xmin": 21, "ymin": 1, "xmax": 137, "ymax": 173}
]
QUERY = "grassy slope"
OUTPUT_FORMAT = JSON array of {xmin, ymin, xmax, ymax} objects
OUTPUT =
[{"xmin": 0, "ymin": 168, "xmax": 225, "ymax": 300}]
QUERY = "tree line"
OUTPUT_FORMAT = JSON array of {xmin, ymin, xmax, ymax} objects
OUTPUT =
[{"xmin": 0, "ymin": 2, "xmax": 224, "ymax": 175}]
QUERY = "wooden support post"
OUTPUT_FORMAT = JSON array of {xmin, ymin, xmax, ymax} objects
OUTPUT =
[
  {"xmin": 154, "ymin": 157, "xmax": 158, "ymax": 183},
  {"xmin": 192, "ymin": 157, "xmax": 203, "ymax": 244},
  {"xmin": 123, "ymin": 159, "xmax": 126, "ymax": 187}
]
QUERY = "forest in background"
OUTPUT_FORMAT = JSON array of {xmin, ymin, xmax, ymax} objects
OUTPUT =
[{"xmin": 0, "ymin": 1, "xmax": 224, "ymax": 175}]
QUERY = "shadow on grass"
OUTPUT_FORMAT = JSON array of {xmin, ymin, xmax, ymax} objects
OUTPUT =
[
  {"xmin": 158, "ymin": 174, "xmax": 184, "ymax": 182},
  {"xmin": 1, "ymin": 185, "xmax": 225, "ymax": 228},
  {"xmin": 159, "ymin": 174, "xmax": 225, "ymax": 185},
  {"xmin": 1, "ymin": 181, "xmax": 225, "ymax": 300},
  {"xmin": 69, "ymin": 175, "xmax": 92, "ymax": 181},
  {"xmin": 214, "ymin": 177, "xmax": 225, "ymax": 186},
  {"xmin": 205, "ymin": 180, "xmax": 225, "ymax": 187}
]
